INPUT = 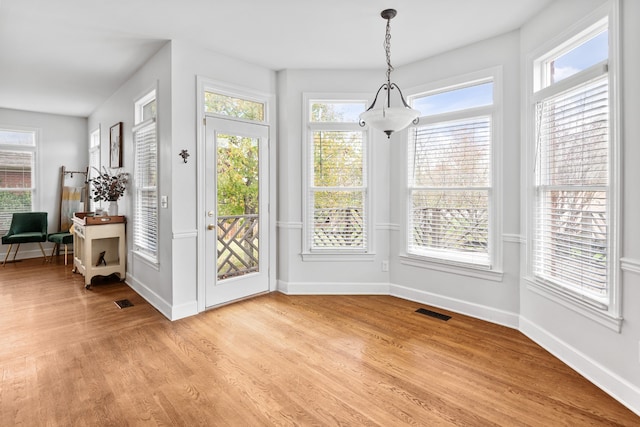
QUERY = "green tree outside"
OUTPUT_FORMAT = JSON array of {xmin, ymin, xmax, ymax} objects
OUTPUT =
[{"xmin": 216, "ymin": 135, "xmax": 259, "ymax": 216}]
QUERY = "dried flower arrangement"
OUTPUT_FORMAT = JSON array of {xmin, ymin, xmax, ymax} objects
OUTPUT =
[{"xmin": 90, "ymin": 167, "xmax": 129, "ymax": 202}]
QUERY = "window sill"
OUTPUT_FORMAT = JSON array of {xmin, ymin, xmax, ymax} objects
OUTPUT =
[
  {"xmin": 398, "ymin": 253, "xmax": 503, "ymax": 282},
  {"xmin": 524, "ymin": 277, "xmax": 622, "ymax": 332},
  {"xmin": 301, "ymin": 251, "xmax": 376, "ymax": 262},
  {"xmin": 133, "ymin": 250, "xmax": 159, "ymax": 271}
]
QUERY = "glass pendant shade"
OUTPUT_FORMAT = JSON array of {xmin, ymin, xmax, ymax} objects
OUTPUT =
[{"xmin": 360, "ymin": 105, "xmax": 420, "ymax": 138}]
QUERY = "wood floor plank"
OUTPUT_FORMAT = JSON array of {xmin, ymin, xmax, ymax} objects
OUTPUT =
[{"xmin": 1, "ymin": 257, "xmax": 638, "ymax": 425}]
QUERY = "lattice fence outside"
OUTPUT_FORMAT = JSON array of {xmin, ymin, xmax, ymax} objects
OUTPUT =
[
  {"xmin": 313, "ymin": 207, "xmax": 364, "ymax": 248},
  {"xmin": 217, "ymin": 214, "xmax": 259, "ymax": 280}
]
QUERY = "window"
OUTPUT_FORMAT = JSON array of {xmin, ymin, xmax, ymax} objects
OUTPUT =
[
  {"xmin": 534, "ymin": 26, "xmax": 608, "ymax": 90},
  {"xmin": 407, "ymin": 78, "xmax": 497, "ymax": 269},
  {"xmin": 88, "ymin": 128, "xmax": 100, "ymax": 211},
  {"xmin": 204, "ymin": 91, "xmax": 265, "ymax": 122},
  {"xmin": 0, "ymin": 127, "xmax": 36, "ymax": 235},
  {"xmin": 304, "ymin": 98, "xmax": 370, "ymax": 254},
  {"xmin": 133, "ymin": 90, "xmax": 158, "ymax": 261},
  {"xmin": 529, "ymin": 11, "xmax": 619, "ymax": 323}
]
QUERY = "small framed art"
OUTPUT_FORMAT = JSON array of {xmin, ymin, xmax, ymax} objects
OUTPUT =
[{"xmin": 109, "ymin": 122, "xmax": 122, "ymax": 168}]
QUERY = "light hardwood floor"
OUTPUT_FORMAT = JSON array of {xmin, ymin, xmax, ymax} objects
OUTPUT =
[{"xmin": 1, "ymin": 257, "xmax": 638, "ymax": 426}]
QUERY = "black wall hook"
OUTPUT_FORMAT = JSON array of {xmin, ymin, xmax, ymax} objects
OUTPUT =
[{"xmin": 179, "ymin": 149, "xmax": 190, "ymax": 163}]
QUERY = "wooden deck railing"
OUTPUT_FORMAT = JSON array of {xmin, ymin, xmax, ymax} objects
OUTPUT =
[
  {"xmin": 216, "ymin": 208, "xmax": 606, "ymax": 281},
  {"xmin": 313, "ymin": 207, "xmax": 364, "ymax": 248},
  {"xmin": 411, "ymin": 207, "xmax": 488, "ymax": 252},
  {"xmin": 217, "ymin": 214, "xmax": 259, "ymax": 280}
]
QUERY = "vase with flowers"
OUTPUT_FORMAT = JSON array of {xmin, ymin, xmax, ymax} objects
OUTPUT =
[{"xmin": 90, "ymin": 167, "xmax": 129, "ymax": 216}]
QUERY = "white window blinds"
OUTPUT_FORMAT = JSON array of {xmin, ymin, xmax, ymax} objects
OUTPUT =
[
  {"xmin": 309, "ymin": 130, "xmax": 367, "ymax": 250},
  {"xmin": 408, "ymin": 117, "xmax": 491, "ymax": 266},
  {"xmin": 534, "ymin": 75, "xmax": 609, "ymax": 297},
  {"xmin": 133, "ymin": 118, "xmax": 158, "ymax": 259}
]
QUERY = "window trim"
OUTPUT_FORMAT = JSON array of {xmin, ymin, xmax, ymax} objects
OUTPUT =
[
  {"xmin": 402, "ymin": 67, "xmax": 503, "ymax": 277},
  {"xmin": 135, "ymin": 90, "xmax": 157, "ymax": 124},
  {"xmin": 524, "ymin": 0, "xmax": 621, "ymax": 330},
  {"xmin": 301, "ymin": 93, "xmax": 374, "ymax": 260},
  {"xmin": 0, "ymin": 125, "xmax": 40, "ymax": 230}
]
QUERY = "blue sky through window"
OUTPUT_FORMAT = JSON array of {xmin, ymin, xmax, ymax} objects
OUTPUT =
[
  {"xmin": 0, "ymin": 130, "xmax": 35, "ymax": 146},
  {"xmin": 412, "ymin": 82, "xmax": 493, "ymax": 117},
  {"xmin": 551, "ymin": 30, "xmax": 608, "ymax": 83}
]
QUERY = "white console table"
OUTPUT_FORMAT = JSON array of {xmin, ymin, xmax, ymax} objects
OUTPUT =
[{"xmin": 72, "ymin": 215, "xmax": 126, "ymax": 289}]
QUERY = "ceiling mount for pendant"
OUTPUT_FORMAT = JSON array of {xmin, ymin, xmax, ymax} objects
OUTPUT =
[
  {"xmin": 359, "ymin": 8, "xmax": 420, "ymax": 139},
  {"xmin": 380, "ymin": 8, "xmax": 397, "ymax": 20}
]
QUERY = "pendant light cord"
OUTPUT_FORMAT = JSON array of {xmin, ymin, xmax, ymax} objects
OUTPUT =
[{"xmin": 384, "ymin": 18, "xmax": 393, "ymax": 85}]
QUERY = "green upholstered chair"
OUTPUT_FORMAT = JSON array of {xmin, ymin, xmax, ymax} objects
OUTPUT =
[
  {"xmin": 2, "ymin": 212, "xmax": 49, "ymax": 266},
  {"xmin": 47, "ymin": 231, "xmax": 74, "ymax": 265}
]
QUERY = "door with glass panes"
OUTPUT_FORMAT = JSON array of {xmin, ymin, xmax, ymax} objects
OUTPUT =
[{"xmin": 204, "ymin": 116, "xmax": 269, "ymax": 307}]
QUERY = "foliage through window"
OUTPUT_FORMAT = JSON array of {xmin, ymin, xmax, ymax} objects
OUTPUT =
[
  {"xmin": 216, "ymin": 134, "xmax": 259, "ymax": 216},
  {"xmin": 0, "ymin": 128, "xmax": 36, "ymax": 235},
  {"xmin": 306, "ymin": 99, "xmax": 368, "ymax": 251},
  {"xmin": 205, "ymin": 92, "xmax": 265, "ymax": 122},
  {"xmin": 310, "ymin": 101, "xmax": 364, "ymax": 123},
  {"xmin": 408, "ymin": 80, "xmax": 494, "ymax": 267}
]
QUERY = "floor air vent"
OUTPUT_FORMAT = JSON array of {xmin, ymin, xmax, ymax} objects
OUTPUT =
[
  {"xmin": 415, "ymin": 308, "xmax": 451, "ymax": 321},
  {"xmin": 114, "ymin": 299, "xmax": 134, "ymax": 309}
]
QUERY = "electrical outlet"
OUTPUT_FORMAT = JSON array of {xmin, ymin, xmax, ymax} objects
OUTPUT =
[{"xmin": 382, "ymin": 260, "xmax": 389, "ymax": 272}]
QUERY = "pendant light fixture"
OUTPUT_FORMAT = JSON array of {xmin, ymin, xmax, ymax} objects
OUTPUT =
[{"xmin": 359, "ymin": 9, "xmax": 420, "ymax": 138}]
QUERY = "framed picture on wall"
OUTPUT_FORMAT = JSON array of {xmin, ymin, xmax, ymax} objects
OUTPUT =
[{"xmin": 110, "ymin": 122, "xmax": 122, "ymax": 168}]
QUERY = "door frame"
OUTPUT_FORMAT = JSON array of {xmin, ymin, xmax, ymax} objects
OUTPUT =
[{"xmin": 196, "ymin": 77, "xmax": 277, "ymax": 313}]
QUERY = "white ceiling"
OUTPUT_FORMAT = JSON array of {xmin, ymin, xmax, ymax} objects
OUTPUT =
[{"xmin": 0, "ymin": 0, "xmax": 554, "ymax": 117}]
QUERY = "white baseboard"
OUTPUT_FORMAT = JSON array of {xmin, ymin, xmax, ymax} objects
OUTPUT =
[
  {"xmin": 278, "ymin": 280, "xmax": 389, "ymax": 295},
  {"xmin": 277, "ymin": 280, "xmax": 518, "ymax": 328},
  {"xmin": 170, "ymin": 300, "xmax": 199, "ymax": 320},
  {"xmin": 125, "ymin": 272, "xmax": 173, "ymax": 320},
  {"xmin": 389, "ymin": 283, "xmax": 520, "ymax": 329},
  {"xmin": 1, "ymin": 247, "xmax": 50, "ymax": 262},
  {"xmin": 126, "ymin": 274, "xmax": 197, "ymax": 320},
  {"xmin": 520, "ymin": 316, "xmax": 640, "ymax": 417}
]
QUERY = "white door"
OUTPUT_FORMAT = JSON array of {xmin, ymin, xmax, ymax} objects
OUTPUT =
[{"xmin": 205, "ymin": 116, "xmax": 269, "ymax": 307}]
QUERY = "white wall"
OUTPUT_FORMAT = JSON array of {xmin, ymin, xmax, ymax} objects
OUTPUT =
[
  {"xmin": 87, "ymin": 42, "xmax": 173, "ymax": 314},
  {"xmin": 0, "ymin": 108, "xmax": 87, "ymax": 259},
  {"xmin": 276, "ymin": 69, "xmax": 394, "ymax": 294},
  {"xmin": 518, "ymin": 0, "xmax": 640, "ymax": 414},
  {"xmin": 169, "ymin": 40, "xmax": 277, "ymax": 317},
  {"xmin": 386, "ymin": 30, "xmax": 522, "ymax": 328}
]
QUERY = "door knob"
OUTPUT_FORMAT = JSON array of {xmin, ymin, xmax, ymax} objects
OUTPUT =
[{"xmin": 207, "ymin": 224, "xmax": 216, "ymax": 230}]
